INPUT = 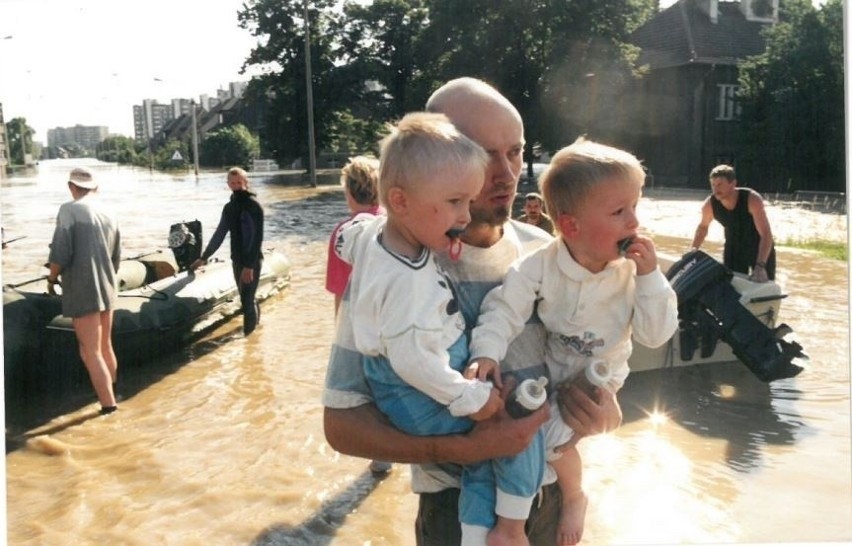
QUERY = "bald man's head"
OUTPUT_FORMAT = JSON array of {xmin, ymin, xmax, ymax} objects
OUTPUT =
[{"xmin": 425, "ymin": 78, "xmax": 525, "ymax": 232}]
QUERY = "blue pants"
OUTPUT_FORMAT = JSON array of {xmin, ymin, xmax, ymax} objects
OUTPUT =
[{"xmin": 365, "ymin": 335, "xmax": 544, "ymax": 531}]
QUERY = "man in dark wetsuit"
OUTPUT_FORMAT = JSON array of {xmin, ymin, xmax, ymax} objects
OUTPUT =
[
  {"xmin": 191, "ymin": 167, "xmax": 265, "ymax": 334},
  {"xmin": 691, "ymin": 164, "xmax": 776, "ymax": 282}
]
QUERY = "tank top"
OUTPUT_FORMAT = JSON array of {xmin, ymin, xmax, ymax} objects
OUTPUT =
[{"xmin": 710, "ymin": 188, "xmax": 775, "ymax": 278}]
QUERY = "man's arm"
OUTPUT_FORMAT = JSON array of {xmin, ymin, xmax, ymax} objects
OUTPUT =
[
  {"xmin": 324, "ymin": 400, "xmax": 549, "ymax": 466},
  {"xmin": 748, "ymin": 192, "xmax": 774, "ymax": 270},
  {"xmin": 690, "ymin": 199, "xmax": 713, "ymax": 250},
  {"xmin": 556, "ymin": 384, "xmax": 622, "ymax": 437}
]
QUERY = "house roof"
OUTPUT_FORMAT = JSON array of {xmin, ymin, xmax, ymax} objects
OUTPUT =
[{"xmin": 631, "ymin": 0, "xmax": 769, "ymax": 69}]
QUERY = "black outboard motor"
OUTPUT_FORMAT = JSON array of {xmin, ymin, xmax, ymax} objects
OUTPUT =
[
  {"xmin": 666, "ymin": 250, "xmax": 806, "ymax": 382},
  {"xmin": 168, "ymin": 220, "xmax": 203, "ymax": 272}
]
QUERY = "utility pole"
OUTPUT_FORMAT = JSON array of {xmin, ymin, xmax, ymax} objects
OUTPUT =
[
  {"xmin": 303, "ymin": 0, "xmax": 317, "ymax": 187},
  {"xmin": 191, "ymin": 100, "xmax": 199, "ymax": 177}
]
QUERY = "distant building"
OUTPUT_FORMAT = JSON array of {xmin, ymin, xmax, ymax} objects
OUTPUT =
[
  {"xmin": 47, "ymin": 124, "xmax": 108, "ymax": 152},
  {"xmin": 134, "ymin": 81, "xmax": 249, "ymax": 144},
  {"xmin": 134, "ymin": 99, "xmax": 175, "ymax": 141},
  {"xmin": 227, "ymin": 81, "xmax": 247, "ymax": 99},
  {"xmin": 199, "ymin": 94, "xmax": 221, "ymax": 112},
  {"xmin": 171, "ymin": 98, "xmax": 194, "ymax": 119},
  {"xmin": 628, "ymin": 0, "xmax": 777, "ymax": 188}
]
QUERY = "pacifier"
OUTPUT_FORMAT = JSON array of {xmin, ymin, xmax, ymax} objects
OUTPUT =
[{"xmin": 446, "ymin": 227, "xmax": 465, "ymax": 261}]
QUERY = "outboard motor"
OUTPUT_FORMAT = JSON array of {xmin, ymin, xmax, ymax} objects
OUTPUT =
[
  {"xmin": 168, "ymin": 220, "xmax": 203, "ymax": 272},
  {"xmin": 666, "ymin": 250, "xmax": 806, "ymax": 382}
]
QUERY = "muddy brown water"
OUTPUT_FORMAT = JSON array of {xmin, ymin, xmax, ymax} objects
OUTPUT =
[{"xmin": 2, "ymin": 159, "xmax": 849, "ymax": 545}]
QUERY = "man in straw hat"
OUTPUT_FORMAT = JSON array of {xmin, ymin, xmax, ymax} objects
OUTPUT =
[{"xmin": 47, "ymin": 167, "xmax": 122, "ymax": 414}]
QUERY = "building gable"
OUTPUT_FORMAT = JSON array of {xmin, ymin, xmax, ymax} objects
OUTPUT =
[{"xmin": 632, "ymin": 0, "xmax": 770, "ymax": 70}]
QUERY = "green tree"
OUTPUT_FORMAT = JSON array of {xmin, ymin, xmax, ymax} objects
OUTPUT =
[
  {"xmin": 237, "ymin": 0, "xmax": 656, "ymax": 171},
  {"xmin": 199, "ymin": 124, "xmax": 261, "ymax": 169},
  {"xmin": 152, "ymin": 139, "xmax": 189, "ymax": 171},
  {"xmin": 96, "ymin": 136, "xmax": 137, "ymax": 164},
  {"xmin": 736, "ymin": 0, "xmax": 844, "ymax": 192},
  {"xmin": 6, "ymin": 117, "xmax": 35, "ymax": 165},
  {"xmin": 324, "ymin": 110, "xmax": 386, "ymax": 155},
  {"xmin": 239, "ymin": 0, "xmax": 357, "ymax": 166},
  {"xmin": 410, "ymin": 0, "xmax": 654, "ymax": 167},
  {"xmin": 338, "ymin": 0, "xmax": 431, "ymax": 118}
]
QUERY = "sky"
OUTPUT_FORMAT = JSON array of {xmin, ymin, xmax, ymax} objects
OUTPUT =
[{"xmin": 0, "ymin": 0, "xmax": 260, "ymax": 142}]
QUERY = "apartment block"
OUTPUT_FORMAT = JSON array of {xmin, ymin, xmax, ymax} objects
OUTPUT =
[
  {"xmin": 133, "ymin": 99, "xmax": 175, "ymax": 141},
  {"xmin": 47, "ymin": 124, "xmax": 108, "ymax": 152},
  {"xmin": 133, "ymin": 81, "xmax": 248, "ymax": 142}
]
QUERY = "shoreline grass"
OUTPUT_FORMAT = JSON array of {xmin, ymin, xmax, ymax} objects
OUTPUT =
[{"xmin": 781, "ymin": 238, "xmax": 848, "ymax": 261}]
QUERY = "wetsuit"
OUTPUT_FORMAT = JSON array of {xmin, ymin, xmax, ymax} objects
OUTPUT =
[
  {"xmin": 710, "ymin": 188, "xmax": 776, "ymax": 280},
  {"xmin": 201, "ymin": 189, "xmax": 264, "ymax": 333}
]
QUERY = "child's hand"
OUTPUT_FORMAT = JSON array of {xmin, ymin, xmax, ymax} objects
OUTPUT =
[
  {"xmin": 623, "ymin": 234, "xmax": 658, "ymax": 276},
  {"xmin": 465, "ymin": 358, "xmax": 502, "ymax": 389},
  {"xmin": 469, "ymin": 388, "xmax": 504, "ymax": 421}
]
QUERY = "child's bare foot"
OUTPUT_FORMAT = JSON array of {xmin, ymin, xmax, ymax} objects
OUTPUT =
[
  {"xmin": 487, "ymin": 519, "xmax": 530, "ymax": 546},
  {"xmin": 557, "ymin": 490, "xmax": 588, "ymax": 545}
]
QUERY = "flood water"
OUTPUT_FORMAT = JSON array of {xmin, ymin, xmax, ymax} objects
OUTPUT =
[{"xmin": 2, "ymin": 159, "xmax": 850, "ymax": 545}]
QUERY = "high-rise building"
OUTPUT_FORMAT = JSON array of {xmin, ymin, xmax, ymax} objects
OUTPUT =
[
  {"xmin": 199, "ymin": 94, "xmax": 221, "ymax": 112},
  {"xmin": 47, "ymin": 124, "xmax": 108, "ymax": 151},
  {"xmin": 228, "ymin": 81, "xmax": 247, "ymax": 99},
  {"xmin": 133, "ymin": 81, "xmax": 249, "ymax": 142},
  {"xmin": 133, "ymin": 99, "xmax": 174, "ymax": 141}
]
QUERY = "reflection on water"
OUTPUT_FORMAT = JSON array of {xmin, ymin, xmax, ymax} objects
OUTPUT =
[{"xmin": 3, "ymin": 160, "xmax": 850, "ymax": 545}]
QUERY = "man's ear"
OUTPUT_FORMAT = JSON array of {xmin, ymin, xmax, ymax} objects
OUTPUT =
[
  {"xmin": 557, "ymin": 213, "xmax": 579, "ymax": 238},
  {"xmin": 386, "ymin": 186, "xmax": 407, "ymax": 214}
]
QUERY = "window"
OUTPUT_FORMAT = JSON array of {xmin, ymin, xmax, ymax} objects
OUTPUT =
[{"xmin": 717, "ymin": 84, "xmax": 741, "ymax": 121}]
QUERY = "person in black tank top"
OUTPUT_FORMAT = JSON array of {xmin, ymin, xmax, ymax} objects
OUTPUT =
[{"xmin": 690, "ymin": 164, "xmax": 776, "ymax": 281}]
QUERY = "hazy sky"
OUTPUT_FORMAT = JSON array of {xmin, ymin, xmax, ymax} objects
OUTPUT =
[{"xmin": 0, "ymin": 0, "xmax": 259, "ymax": 141}]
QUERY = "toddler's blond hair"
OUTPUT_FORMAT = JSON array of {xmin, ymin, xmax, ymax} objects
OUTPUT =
[
  {"xmin": 378, "ymin": 112, "xmax": 488, "ymax": 206},
  {"xmin": 540, "ymin": 138, "xmax": 645, "ymax": 228}
]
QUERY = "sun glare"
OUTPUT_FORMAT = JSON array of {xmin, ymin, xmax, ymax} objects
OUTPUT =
[{"xmin": 647, "ymin": 410, "xmax": 670, "ymax": 427}]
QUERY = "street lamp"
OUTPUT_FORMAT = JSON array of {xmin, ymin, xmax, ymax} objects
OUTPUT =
[
  {"xmin": 303, "ymin": 0, "xmax": 317, "ymax": 187},
  {"xmin": 190, "ymin": 99, "xmax": 199, "ymax": 177}
]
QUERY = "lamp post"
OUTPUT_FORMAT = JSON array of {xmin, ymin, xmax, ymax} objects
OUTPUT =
[
  {"xmin": 190, "ymin": 99, "xmax": 199, "ymax": 177},
  {"xmin": 303, "ymin": 0, "xmax": 317, "ymax": 187}
]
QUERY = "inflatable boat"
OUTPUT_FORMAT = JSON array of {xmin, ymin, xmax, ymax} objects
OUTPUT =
[
  {"xmin": 3, "ymin": 221, "xmax": 291, "ymax": 396},
  {"xmin": 630, "ymin": 250, "xmax": 806, "ymax": 382}
]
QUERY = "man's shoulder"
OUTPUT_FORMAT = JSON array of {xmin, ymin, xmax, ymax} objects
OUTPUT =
[{"xmin": 506, "ymin": 219, "xmax": 553, "ymax": 249}]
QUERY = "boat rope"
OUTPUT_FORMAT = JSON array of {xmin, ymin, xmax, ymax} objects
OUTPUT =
[
  {"xmin": 4, "ymin": 275, "xmax": 48, "ymax": 289},
  {"xmin": 118, "ymin": 286, "xmax": 169, "ymax": 301}
]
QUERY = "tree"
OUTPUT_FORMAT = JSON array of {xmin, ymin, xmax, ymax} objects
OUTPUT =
[
  {"xmin": 6, "ymin": 117, "xmax": 35, "ymax": 165},
  {"xmin": 736, "ymin": 0, "xmax": 844, "ymax": 193},
  {"xmin": 152, "ymin": 139, "xmax": 189, "ymax": 171},
  {"xmin": 238, "ymin": 0, "xmax": 357, "ymax": 166},
  {"xmin": 397, "ymin": 0, "xmax": 656, "ymax": 176},
  {"xmin": 96, "ymin": 136, "xmax": 137, "ymax": 164},
  {"xmin": 236, "ymin": 0, "xmax": 656, "ymax": 171},
  {"xmin": 323, "ymin": 109, "xmax": 386, "ymax": 156},
  {"xmin": 338, "ymin": 0, "xmax": 431, "ymax": 119},
  {"xmin": 199, "ymin": 124, "xmax": 261, "ymax": 169}
]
